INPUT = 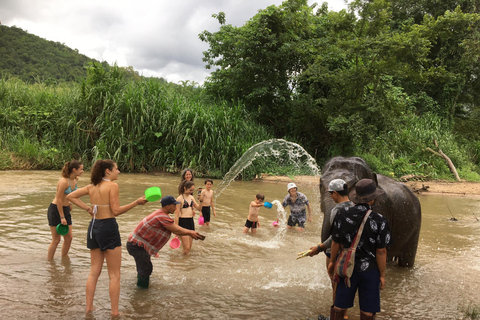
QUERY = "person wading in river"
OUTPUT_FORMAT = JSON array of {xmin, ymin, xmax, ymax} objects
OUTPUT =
[
  {"xmin": 67, "ymin": 159, "xmax": 148, "ymax": 316},
  {"xmin": 327, "ymin": 179, "xmax": 391, "ymax": 320},
  {"xmin": 281, "ymin": 182, "xmax": 312, "ymax": 231}
]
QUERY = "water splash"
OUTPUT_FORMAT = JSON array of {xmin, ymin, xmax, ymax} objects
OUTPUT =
[
  {"xmin": 271, "ymin": 200, "xmax": 288, "ymax": 239},
  {"xmin": 215, "ymin": 139, "xmax": 320, "ymax": 199}
]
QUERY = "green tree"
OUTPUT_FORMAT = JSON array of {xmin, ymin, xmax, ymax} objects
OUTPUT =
[{"xmin": 199, "ymin": 0, "xmax": 319, "ymax": 134}]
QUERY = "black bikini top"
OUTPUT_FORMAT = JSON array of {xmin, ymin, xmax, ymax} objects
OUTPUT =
[{"xmin": 182, "ymin": 196, "xmax": 193, "ymax": 208}]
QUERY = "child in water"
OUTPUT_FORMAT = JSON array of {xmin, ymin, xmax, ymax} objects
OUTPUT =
[
  {"xmin": 243, "ymin": 193, "xmax": 265, "ymax": 234},
  {"xmin": 199, "ymin": 179, "xmax": 216, "ymax": 226}
]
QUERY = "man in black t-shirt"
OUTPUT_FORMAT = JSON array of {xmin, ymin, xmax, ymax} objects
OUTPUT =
[{"xmin": 327, "ymin": 179, "xmax": 391, "ymax": 320}]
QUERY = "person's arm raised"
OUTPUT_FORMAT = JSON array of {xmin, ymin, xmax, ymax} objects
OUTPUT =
[{"xmin": 109, "ymin": 183, "xmax": 146, "ymax": 216}]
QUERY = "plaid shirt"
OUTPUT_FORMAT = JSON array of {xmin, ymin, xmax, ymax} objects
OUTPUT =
[{"xmin": 128, "ymin": 209, "xmax": 174, "ymax": 257}]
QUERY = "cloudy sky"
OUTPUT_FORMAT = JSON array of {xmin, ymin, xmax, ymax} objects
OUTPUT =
[{"xmin": 1, "ymin": 0, "xmax": 348, "ymax": 84}]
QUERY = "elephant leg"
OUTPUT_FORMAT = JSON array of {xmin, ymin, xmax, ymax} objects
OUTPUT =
[{"xmin": 398, "ymin": 231, "xmax": 420, "ymax": 267}]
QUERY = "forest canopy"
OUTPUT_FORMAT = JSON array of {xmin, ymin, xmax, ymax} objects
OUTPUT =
[{"xmin": 199, "ymin": 0, "xmax": 480, "ymax": 179}]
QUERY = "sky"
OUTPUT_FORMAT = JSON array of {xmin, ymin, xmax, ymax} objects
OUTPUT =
[{"xmin": 1, "ymin": 0, "xmax": 348, "ymax": 84}]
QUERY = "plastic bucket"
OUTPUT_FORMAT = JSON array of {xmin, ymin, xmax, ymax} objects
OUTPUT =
[
  {"xmin": 264, "ymin": 201, "xmax": 273, "ymax": 209},
  {"xmin": 198, "ymin": 216, "xmax": 204, "ymax": 225},
  {"xmin": 56, "ymin": 224, "xmax": 69, "ymax": 235},
  {"xmin": 272, "ymin": 221, "xmax": 279, "ymax": 227},
  {"xmin": 169, "ymin": 236, "xmax": 180, "ymax": 249},
  {"xmin": 145, "ymin": 187, "xmax": 162, "ymax": 202}
]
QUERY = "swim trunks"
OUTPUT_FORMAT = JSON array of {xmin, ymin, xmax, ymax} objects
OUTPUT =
[
  {"xmin": 201, "ymin": 206, "xmax": 211, "ymax": 222},
  {"xmin": 47, "ymin": 203, "xmax": 72, "ymax": 226},
  {"xmin": 178, "ymin": 217, "xmax": 195, "ymax": 230},
  {"xmin": 287, "ymin": 215, "xmax": 306, "ymax": 228},
  {"xmin": 245, "ymin": 219, "xmax": 258, "ymax": 229},
  {"xmin": 87, "ymin": 218, "xmax": 121, "ymax": 251}
]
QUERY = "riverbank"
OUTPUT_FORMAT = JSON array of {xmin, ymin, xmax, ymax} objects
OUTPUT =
[{"xmin": 257, "ymin": 174, "xmax": 480, "ymax": 197}]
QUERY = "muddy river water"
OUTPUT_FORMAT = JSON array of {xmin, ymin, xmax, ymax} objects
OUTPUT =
[{"xmin": 0, "ymin": 171, "xmax": 479, "ymax": 319}]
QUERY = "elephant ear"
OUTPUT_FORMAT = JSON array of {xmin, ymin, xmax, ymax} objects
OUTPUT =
[{"xmin": 372, "ymin": 172, "xmax": 379, "ymax": 187}]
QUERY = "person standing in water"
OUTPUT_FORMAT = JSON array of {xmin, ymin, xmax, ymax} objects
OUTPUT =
[
  {"xmin": 179, "ymin": 168, "xmax": 197, "ymax": 215},
  {"xmin": 243, "ymin": 193, "xmax": 265, "ymax": 234},
  {"xmin": 281, "ymin": 182, "xmax": 312, "ymax": 231},
  {"xmin": 127, "ymin": 195, "xmax": 204, "ymax": 288},
  {"xmin": 47, "ymin": 160, "xmax": 84, "ymax": 260},
  {"xmin": 67, "ymin": 159, "xmax": 148, "ymax": 316},
  {"xmin": 175, "ymin": 180, "xmax": 202, "ymax": 254},
  {"xmin": 309, "ymin": 179, "xmax": 353, "ymax": 320},
  {"xmin": 199, "ymin": 178, "xmax": 216, "ymax": 226}
]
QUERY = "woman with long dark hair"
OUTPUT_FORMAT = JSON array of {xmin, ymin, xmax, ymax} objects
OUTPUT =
[
  {"xmin": 47, "ymin": 160, "xmax": 84, "ymax": 260},
  {"xmin": 175, "ymin": 180, "xmax": 202, "ymax": 254},
  {"xmin": 67, "ymin": 159, "xmax": 147, "ymax": 316}
]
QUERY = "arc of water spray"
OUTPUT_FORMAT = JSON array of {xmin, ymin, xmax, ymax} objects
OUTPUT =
[{"xmin": 215, "ymin": 138, "xmax": 321, "ymax": 199}]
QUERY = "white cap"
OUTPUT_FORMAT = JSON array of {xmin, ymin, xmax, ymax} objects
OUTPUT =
[
  {"xmin": 328, "ymin": 179, "xmax": 347, "ymax": 192},
  {"xmin": 287, "ymin": 182, "xmax": 297, "ymax": 192}
]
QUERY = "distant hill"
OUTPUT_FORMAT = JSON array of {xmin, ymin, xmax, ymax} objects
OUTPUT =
[{"xmin": 0, "ymin": 25, "xmax": 97, "ymax": 83}]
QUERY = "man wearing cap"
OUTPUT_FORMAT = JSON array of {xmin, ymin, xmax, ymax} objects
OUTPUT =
[
  {"xmin": 308, "ymin": 179, "xmax": 353, "ymax": 318},
  {"xmin": 281, "ymin": 182, "xmax": 312, "ymax": 231},
  {"xmin": 126, "ymin": 195, "xmax": 203, "ymax": 288},
  {"xmin": 326, "ymin": 179, "xmax": 391, "ymax": 320}
]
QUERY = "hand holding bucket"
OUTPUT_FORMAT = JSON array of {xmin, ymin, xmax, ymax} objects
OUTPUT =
[
  {"xmin": 56, "ymin": 224, "xmax": 69, "ymax": 235},
  {"xmin": 264, "ymin": 201, "xmax": 273, "ymax": 209},
  {"xmin": 145, "ymin": 187, "xmax": 162, "ymax": 202},
  {"xmin": 169, "ymin": 236, "xmax": 180, "ymax": 249}
]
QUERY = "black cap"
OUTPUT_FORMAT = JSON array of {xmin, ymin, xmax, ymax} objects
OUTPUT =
[{"xmin": 160, "ymin": 195, "xmax": 181, "ymax": 207}]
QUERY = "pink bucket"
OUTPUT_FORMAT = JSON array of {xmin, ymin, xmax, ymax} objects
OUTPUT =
[
  {"xmin": 169, "ymin": 236, "xmax": 180, "ymax": 249},
  {"xmin": 272, "ymin": 221, "xmax": 279, "ymax": 227},
  {"xmin": 198, "ymin": 216, "xmax": 204, "ymax": 225}
]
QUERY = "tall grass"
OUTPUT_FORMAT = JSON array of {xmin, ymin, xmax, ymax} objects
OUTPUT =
[{"xmin": 0, "ymin": 63, "xmax": 271, "ymax": 175}]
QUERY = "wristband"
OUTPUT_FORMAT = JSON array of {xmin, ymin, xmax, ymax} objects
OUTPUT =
[
  {"xmin": 317, "ymin": 245, "xmax": 323, "ymax": 252},
  {"xmin": 60, "ymin": 216, "xmax": 65, "ymax": 219},
  {"xmin": 136, "ymin": 199, "xmax": 140, "ymax": 205}
]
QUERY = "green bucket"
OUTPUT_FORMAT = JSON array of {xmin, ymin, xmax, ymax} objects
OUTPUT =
[
  {"xmin": 56, "ymin": 224, "xmax": 69, "ymax": 235},
  {"xmin": 145, "ymin": 187, "xmax": 162, "ymax": 202}
]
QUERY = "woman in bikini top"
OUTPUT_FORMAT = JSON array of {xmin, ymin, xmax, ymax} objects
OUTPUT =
[
  {"xmin": 175, "ymin": 180, "xmax": 202, "ymax": 254},
  {"xmin": 66, "ymin": 159, "xmax": 147, "ymax": 316},
  {"xmin": 47, "ymin": 160, "xmax": 84, "ymax": 260}
]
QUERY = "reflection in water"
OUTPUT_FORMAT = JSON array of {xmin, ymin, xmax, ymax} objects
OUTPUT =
[{"xmin": 0, "ymin": 171, "xmax": 479, "ymax": 319}]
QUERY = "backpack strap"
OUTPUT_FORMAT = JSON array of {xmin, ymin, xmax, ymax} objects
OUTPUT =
[{"xmin": 350, "ymin": 209, "xmax": 372, "ymax": 250}]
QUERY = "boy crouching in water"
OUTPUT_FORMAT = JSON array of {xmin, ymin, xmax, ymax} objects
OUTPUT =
[
  {"xmin": 243, "ymin": 193, "xmax": 265, "ymax": 234},
  {"xmin": 199, "ymin": 179, "xmax": 216, "ymax": 226}
]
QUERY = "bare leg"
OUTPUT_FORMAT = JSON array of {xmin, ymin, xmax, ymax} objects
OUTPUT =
[
  {"xmin": 251, "ymin": 227, "xmax": 257, "ymax": 234},
  {"xmin": 180, "ymin": 235, "xmax": 192, "ymax": 254},
  {"xmin": 243, "ymin": 227, "xmax": 250, "ymax": 234},
  {"xmin": 86, "ymin": 249, "xmax": 104, "ymax": 313},
  {"xmin": 61, "ymin": 226, "xmax": 73, "ymax": 257},
  {"xmin": 105, "ymin": 246, "xmax": 122, "ymax": 316},
  {"xmin": 47, "ymin": 226, "xmax": 61, "ymax": 260}
]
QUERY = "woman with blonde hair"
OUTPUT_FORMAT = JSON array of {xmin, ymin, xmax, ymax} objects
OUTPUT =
[{"xmin": 67, "ymin": 159, "xmax": 147, "ymax": 316}]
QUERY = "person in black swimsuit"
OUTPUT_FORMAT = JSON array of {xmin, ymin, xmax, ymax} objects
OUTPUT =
[{"xmin": 175, "ymin": 180, "xmax": 202, "ymax": 254}]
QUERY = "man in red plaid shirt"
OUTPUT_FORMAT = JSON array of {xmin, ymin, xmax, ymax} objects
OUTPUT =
[{"xmin": 126, "ymin": 195, "xmax": 203, "ymax": 288}]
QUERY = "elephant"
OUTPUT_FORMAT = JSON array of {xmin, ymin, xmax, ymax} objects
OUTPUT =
[{"xmin": 320, "ymin": 156, "xmax": 421, "ymax": 267}]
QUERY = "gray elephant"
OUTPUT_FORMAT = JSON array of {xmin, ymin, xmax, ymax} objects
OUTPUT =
[{"xmin": 320, "ymin": 156, "xmax": 421, "ymax": 267}]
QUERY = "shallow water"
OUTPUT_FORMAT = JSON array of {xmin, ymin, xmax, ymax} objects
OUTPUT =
[{"xmin": 0, "ymin": 171, "xmax": 479, "ymax": 319}]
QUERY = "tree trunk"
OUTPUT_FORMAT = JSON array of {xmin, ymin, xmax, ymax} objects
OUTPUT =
[{"xmin": 425, "ymin": 140, "xmax": 461, "ymax": 181}]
